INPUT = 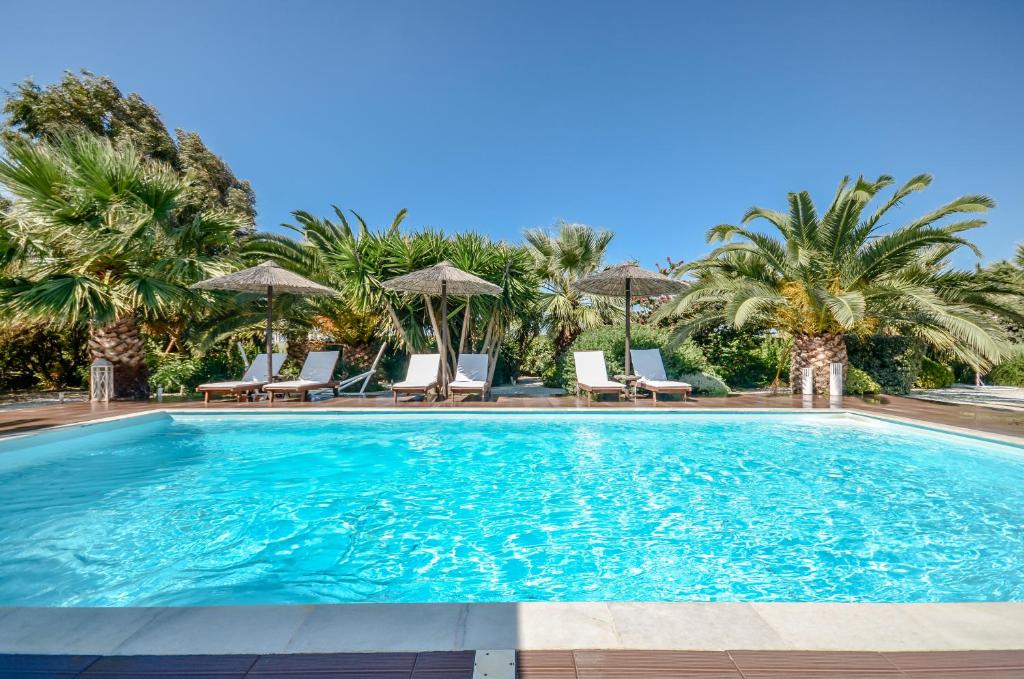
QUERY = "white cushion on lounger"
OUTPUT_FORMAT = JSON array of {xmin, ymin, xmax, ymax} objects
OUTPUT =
[
  {"xmin": 451, "ymin": 354, "xmax": 488, "ymax": 391},
  {"xmin": 631, "ymin": 349, "xmax": 691, "ymax": 389},
  {"xmin": 265, "ymin": 379, "xmax": 322, "ymax": 389},
  {"xmin": 451, "ymin": 380, "xmax": 487, "ymax": 389},
  {"xmin": 574, "ymin": 351, "xmax": 626, "ymax": 389},
  {"xmin": 394, "ymin": 354, "xmax": 441, "ymax": 388},
  {"xmin": 297, "ymin": 351, "xmax": 340, "ymax": 383},
  {"xmin": 199, "ymin": 380, "xmax": 261, "ymax": 390},
  {"xmin": 639, "ymin": 379, "xmax": 692, "ymax": 389},
  {"xmin": 198, "ymin": 353, "xmax": 286, "ymax": 390}
]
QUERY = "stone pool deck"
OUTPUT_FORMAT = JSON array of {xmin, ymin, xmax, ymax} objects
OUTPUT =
[{"xmin": 1, "ymin": 394, "xmax": 1023, "ymax": 671}]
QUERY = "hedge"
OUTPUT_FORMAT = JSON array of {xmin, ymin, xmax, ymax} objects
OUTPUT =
[
  {"xmin": 845, "ymin": 335, "xmax": 923, "ymax": 395},
  {"xmin": 914, "ymin": 356, "xmax": 955, "ymax": 389},
  {"xmin": 989, "ymin": 353, "xmax": 1024, "ymax": 387},
  {"xmin": 692, "ymin": 326, "xmax": 790, "ymax": 389},
  {"xmin": 843, "ymin": 366, "xmax": 882, "ymax": 395}
]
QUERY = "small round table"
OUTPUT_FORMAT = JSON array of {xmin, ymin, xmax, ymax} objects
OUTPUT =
[{"xmin": 614, "ymin": 374, "xmax": 640, "ymax": 402}]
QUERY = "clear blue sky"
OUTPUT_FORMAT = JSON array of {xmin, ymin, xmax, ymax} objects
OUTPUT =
[{"xmin": 3, "ymin": 0, "xmax": 1021, "ymax": 268}]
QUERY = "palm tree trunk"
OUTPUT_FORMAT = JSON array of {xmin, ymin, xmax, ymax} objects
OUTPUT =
[
  {"xmin": 790, "ymin": 332, "xmax": 848, "ymax": 395},
  {"xmin": 88, "ymin": 317, "xmax": 150, "ymax": 400}
]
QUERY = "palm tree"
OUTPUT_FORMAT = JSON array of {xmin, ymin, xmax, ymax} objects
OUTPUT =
[
  {"xmin": 0, "ymin": 135, "xmax": 240, "ymax": 398},
  {"xmin": 245, "ymin": 208, "xmax": 537, "ymax": 383},
  {"xmin": 660, "ymin": 175, "xmax": 1022, "ymax": 393},
  {"xmin": 524, "ymin": 221, "xmax": 617, "ymax": 354}
]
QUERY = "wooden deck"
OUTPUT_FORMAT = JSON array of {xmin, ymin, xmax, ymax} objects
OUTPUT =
[
  {"xmin": 3, "ymin": 650, "xmax": 1024, "ymax": 677},
  {"xmin": 2, "ymin": 390, "xmax": 1022, "ymax": 439}
]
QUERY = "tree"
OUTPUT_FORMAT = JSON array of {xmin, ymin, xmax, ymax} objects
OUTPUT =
[
  {"xmin": 0, "ymin": 135, "xmax": 241, "ymax": 398},
  {"xmin": 660, "ymin": 175, "xmax": 1022, "ymax": 394},
  {"xmin": 2, "ymin": 70, "xmax": 256, "ymax": 229},
  {"xmin": 524, "ymin": 221, "xmax": 617, "ymax": 355},
  {"xmin": 244, "ymin": 207, "xmax": 537, "ymax": 385}
]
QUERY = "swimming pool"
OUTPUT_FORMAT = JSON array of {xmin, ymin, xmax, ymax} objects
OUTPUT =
[{"xmin": 0, "ymin": 411, "xmax": 1022, "ymax": 607}]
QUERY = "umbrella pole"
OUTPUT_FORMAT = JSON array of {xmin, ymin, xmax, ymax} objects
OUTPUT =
[
  {"xmin": 624, "ymin": 277, "xmax": 632, "ymax": 376},
  {"xmin": 266, "ymin": 284, "xmax": 274, "ymax": 394},
  {"xmin": 440, "ymin": 280, "xmax": 448, "ymax": 397}
]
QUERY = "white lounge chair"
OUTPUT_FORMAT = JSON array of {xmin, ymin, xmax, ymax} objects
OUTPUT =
[
  {"xmin": 333, "ymin": 343, "xmax": 387, "ymax": 396},
  {"xmin": 196, "ymin": 352, "xmax": 286, "ymax": 403},
  {"xmin": 574, "ymin": 350, "xmax": 626, "ymax": 402},
  {"xmin": 631, "ymin": 348, "xmax": 692, "ymax": 403},
  {"xmin": 265, "ymin": 350, "xmax": 340, "ymax": 403},
  {"xmin": 450, "ymin": 353, "xmax": 490, "ymax": 402},
  {"xmin": 392, "ymin": 353, "xmax": 441, "ymax": 402}
]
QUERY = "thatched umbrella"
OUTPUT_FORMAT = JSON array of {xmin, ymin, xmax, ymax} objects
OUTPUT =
[
  {"xmin": 192, "ymin": 260, "xmax": 337, "ymax": 388},
  {"xmin": 573, "ymin": 263, "xmax": 686, "ymax": 376},
  {"xmin": 381, "ymin": 261, "xmax": 501, "ymax": 394}
]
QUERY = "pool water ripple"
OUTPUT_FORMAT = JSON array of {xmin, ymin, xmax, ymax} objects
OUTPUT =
[{"xmin": 0, "ymin": 412, "xmax": 1022, "ymax": 606}]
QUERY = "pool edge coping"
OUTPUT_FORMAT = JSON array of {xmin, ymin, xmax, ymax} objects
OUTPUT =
[
  {"xmin": 4, "ymin": 404, "xmax": 1023, "ymax": 448},
  {"xmin": 2, "ymin": 601, "xmax": 1023, "ymax": 654}
]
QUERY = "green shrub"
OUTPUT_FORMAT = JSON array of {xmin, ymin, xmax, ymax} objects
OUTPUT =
[
  {"xmin": 914, "ymin": 356, "xmax": 955, "ymax": 389},
  {"xmin": 845, "ymin": 335, "xmax": 923, "ymax": 395},
  {"xmin": 691, "ymin": 327, "xmax": 790, "ymax": 389},
  {"xmin": 146, "ymin": 341, "xmax": 238, "ymax": 393},
  {"xmin": 989, "ymin": 353, "xmax": 1024, "ymax": 387},
  {"xmin": 0, "ymin": 322, "xmax": 89, "ymax": 391},
  {"xmin": 677, "ymin": 371, "xmax": 730, "ymax": 396},
  {"xmin": 843, "ymin": 366, "xmax": 882, "ymax": 395},
  {"xmin": 520, "ymin": 334, "xmax": 558, "ymax": 386},
  {"xmin": 557, "ymin": 324, "xmax": 711, "ymax": 392}
]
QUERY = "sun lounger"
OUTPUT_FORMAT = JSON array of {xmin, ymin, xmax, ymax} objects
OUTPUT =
[
  {"xmin": 196, "ymin": 352, "xmax": 286, "ymax": 403},
  {"xmin": 630, "ymin": 348, "xmax": 692, "ymax": 403},
  {"xmin": 449, "ymin": 353, "xmax": 490, "ymax": 401},
  {"xmin": 265, "ymin": 351, "xmax": 340, "ymax": 403},
  {"xmin": 574, "ymin": 350, "xmax": 626, "ymax": 402},
  {"xmin": 392, "ymin": 353, "xmax": 441, "ymax": 402}
]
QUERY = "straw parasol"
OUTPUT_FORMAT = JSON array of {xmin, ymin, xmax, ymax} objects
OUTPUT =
[
  {"xmin": 192, "ymin": 260, "xmax": 337, "ymax": 388},
  {"xmin": 573, "ymin": 263, "xmax": 686, "ymax": 376},
  {"xmin": 381, "ymin": 261, "xmax": 501, "ymax": 394}
]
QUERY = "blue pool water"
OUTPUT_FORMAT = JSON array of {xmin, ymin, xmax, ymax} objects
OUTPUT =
[{"xmin": 0, "ymin": 411, "xmax": 1022, "ymax": 606}]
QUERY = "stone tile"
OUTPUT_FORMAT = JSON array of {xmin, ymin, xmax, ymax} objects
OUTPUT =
[
  {"xmin": 608, "ymin": 603, "xmax": 788, "ymax": 651},
  {"xmin": 285, "ymin": 604, "xmax": 465, "ymax": 653},
  {"xmin": 750, "ymin": 603, "xmax": 961, "ymax": 651},
  {"xmin": 0, "ymin": 607, "xmax": 162, "ymax": 655},
  {"xmin": 899, "ymin": 603, "xmax": 1024, "ymax": 650},
  {"xmin": 112, "ymin": 606, "xmax": 313, "ymax": 655},
  {"xmin": 462, "ymin": 603, "xmax": 619, "ymax": 651}
]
